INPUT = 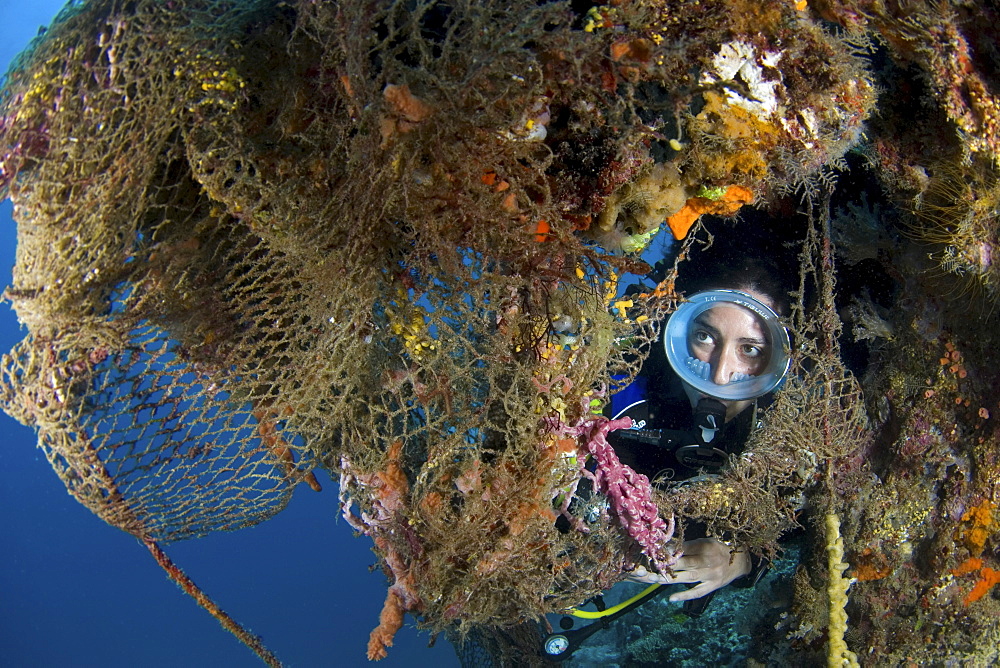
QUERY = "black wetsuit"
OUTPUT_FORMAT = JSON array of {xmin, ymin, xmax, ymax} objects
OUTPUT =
[
  {"xmin": 605, "ymin": 369, "xmax": 769, "ymax": 612},
  {"xmin": 606, "ymin": 371, "xmax": 756, "ymax": 484}
]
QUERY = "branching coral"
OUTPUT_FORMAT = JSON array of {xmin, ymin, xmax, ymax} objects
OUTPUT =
[
  {"xmin": 547, "ymin": 413, "xmax": 679, "ymax": 573},
  {"xmin": 339, "ymin": 439, "xmax": 423, "ymax": 660}
]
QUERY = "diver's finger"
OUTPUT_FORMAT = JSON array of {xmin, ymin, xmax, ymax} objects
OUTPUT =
[
  {"xmin": 626, "ymin": 570, "xmax": 671, "ymax": 585},
  {"xmin": 672, "ymin": 554, "xmax": 707, "ymax": 570},
  {"xmin": 658, "ymin": 569, "xmax": 698, "ymax": 584},
  {"xmin": 668, "ymin": 582, "xmax": 715, "ymax": 602}
]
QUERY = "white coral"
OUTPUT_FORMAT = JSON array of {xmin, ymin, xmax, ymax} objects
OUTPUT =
[{"xmin": 701, "ymin": 40, "xmax": 784, "ymax": 119}]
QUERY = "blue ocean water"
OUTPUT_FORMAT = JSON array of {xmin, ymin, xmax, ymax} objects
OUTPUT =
[{"xmin": 0, "ymin": 3, "xmax": 459, "ymax": 666}]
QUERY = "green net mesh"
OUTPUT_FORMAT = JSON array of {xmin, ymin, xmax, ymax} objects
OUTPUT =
[{"xmin": 3, "ymin": 0, "xmax": 999, "ymax": 665}]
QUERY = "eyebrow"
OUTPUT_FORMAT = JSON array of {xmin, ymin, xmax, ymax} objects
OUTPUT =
[
  {"xmin": 739, "ymin": 336, "xmax": 768, "ymax": 347},
  {"xmin": 692, "ymin": 316, "xmax": 719, "ymax": 340}
]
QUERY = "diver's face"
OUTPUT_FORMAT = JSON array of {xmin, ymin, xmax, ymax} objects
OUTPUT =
[{"xmin": 681, "ymin": 290, "xmax": 774, "ymax": 422}]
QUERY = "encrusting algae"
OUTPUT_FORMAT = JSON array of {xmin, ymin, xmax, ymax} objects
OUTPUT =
[{"xmin": 0, "ymin": 0, "xmax": 999, "ymax": 665}]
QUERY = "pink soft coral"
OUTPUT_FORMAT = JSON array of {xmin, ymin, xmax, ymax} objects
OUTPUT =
[{"xmin": 550, "ymin": 413, "xmax": 678, "ymax": 573}]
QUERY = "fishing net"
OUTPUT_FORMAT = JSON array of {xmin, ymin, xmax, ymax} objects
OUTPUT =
[
  {"xmin": 663, "ymin": 201, "xmax": 868, "ymax": 557},
  {"xmin": 3, "ymin": 0, "xmax": 998, "ymax": 665}
]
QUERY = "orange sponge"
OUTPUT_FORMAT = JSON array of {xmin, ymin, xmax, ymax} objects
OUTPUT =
[{"xmin": 666, "ymin": 185, "xmax": 754, "ymax": 240}]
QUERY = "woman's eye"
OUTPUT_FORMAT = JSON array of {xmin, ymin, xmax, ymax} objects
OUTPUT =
[
  {"xmin": 740, "ymin": 344, "xmax": 762, "ymax": 358},
  {"xmin": 693, "ymin": 330, "xmax": 713, "ymax": 344}
]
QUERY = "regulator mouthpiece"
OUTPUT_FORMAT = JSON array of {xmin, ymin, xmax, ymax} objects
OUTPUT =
[
  {"xmin": 693, "ymin": 397, "xmax": 726, "ymax": 444},
  {"xmin": 664, "ymin": 290, "xmax": 790, "ymax": 401}
]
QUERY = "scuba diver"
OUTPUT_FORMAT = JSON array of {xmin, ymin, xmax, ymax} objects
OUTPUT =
[
  {"xmin": 613, "ymin": 254, "xmax": 791, "ymax": 607},
  {"xmin": 542, "ymin": 225, "xmax": 797, "ymax": 661}
]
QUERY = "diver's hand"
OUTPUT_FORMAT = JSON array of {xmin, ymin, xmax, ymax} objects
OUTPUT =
[{"xmin": 627, "ymin": 538, "xmax": 751, "ymax": 601}]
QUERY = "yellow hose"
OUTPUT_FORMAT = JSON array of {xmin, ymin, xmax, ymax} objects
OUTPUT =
[{"xmin": 568, "ymin": 585, "xmax": 662, "ymax": 619}]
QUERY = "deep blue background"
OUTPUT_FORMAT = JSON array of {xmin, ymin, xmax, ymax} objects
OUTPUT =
[{"xmin": 0, "ymin": 3, "xmax": 460, "ymax": 666}]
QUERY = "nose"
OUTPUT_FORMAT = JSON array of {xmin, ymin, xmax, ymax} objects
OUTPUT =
[{"xmin": 711, "ymin": 346, "xmax": 742, "ymax": 385}]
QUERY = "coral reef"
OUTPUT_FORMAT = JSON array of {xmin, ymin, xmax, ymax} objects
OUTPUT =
[{"xmin": 0, "ymin": 0, "xmax": 998, "ymax": 665}]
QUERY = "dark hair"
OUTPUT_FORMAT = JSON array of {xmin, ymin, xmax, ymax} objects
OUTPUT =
[
  {"xmin": 676, "ymin": 252, "xmax": 793, "ymax": 316},
  {"xmin": 672, "ymin": 212, "xmax": 799, "ymax": 316}
]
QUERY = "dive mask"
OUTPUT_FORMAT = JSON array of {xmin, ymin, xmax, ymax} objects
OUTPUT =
[{"xmin": 663, "ymin": 289, "xmax": 790, "ymax": 401}]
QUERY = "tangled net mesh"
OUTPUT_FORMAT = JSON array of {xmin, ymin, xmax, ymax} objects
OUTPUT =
[
  {"xmin": 664, "ymin": 203, "xmax": 868, "ymax": 556},
  {"xmin": 0, "ymin": 0, "xmax": 877, "ymax": 661}
]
